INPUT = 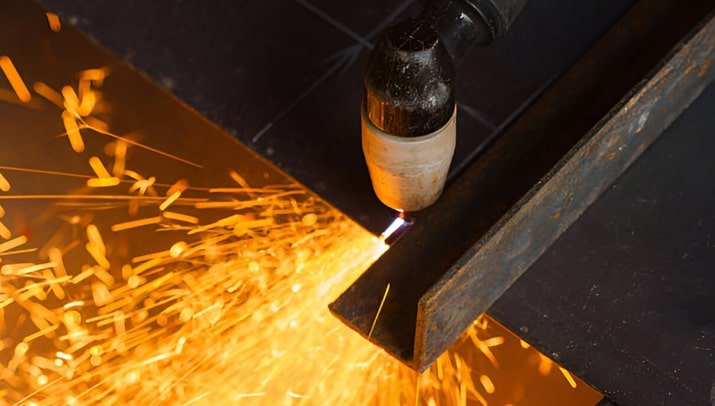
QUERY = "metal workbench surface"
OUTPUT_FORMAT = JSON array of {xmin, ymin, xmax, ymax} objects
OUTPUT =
[{"xmin": 490, "ymin": 83, "xmax": 715, "ymax": 405}]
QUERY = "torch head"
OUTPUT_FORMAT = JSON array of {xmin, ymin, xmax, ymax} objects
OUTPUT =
[{"xmin": 362, "ymin": 17, "xmax": 457, "ymax": 212}]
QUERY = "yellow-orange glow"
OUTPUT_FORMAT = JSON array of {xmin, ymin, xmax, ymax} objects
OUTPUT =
[
  {"xmin": 0, "ymin": 48, "xmax": 596, "ymax": 406},
  {"xmin": 538, "ymin": 353, "xmax": 553, "ymax": 376}
]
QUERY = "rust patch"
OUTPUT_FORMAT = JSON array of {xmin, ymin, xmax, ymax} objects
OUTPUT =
[{"xmin": 697, "ymin": 59, "xmax": 711, "ymax": 78}]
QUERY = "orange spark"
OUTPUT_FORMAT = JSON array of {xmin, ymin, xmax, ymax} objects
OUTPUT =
[
  {"xmin": 61, "ymin": 85, "xmax": 80, "ymax": 114},
  {"xmin": 61, "ymin": 110, "xmax": 84, "ymax": 152},
  {"xmin": 160, "ymin": 192, "xmax": 182, "ymax": 211},
  {"xmin": 87, "ymin": 177, "xmax": 120, "ymax": 188},
  {"xmin": 0, "ymin": 235, "xmax": 27, "ymax": 253},
  {"xmin": 77, "ymin": 89, "xmax": 96, "ymax": 117},
  {"xmin": 46, "ymin": 12, "xmax": 61, "ymax": 32},
  {"xmin": 0, "ymin": 220, "xmax": 12, "ymax": 239},
  {"xmin": 82, "ymin": 124, "xmax": 203, "ymax": 168},
  {"xmin": 0, "ymin": 55, "xmax": 597, "ymax": 406},
  {"xmin": 113, "ymin": 140, "xmax": 127, "ymax": 176},
  {"xmin": 88, "ymin": 156, "xmax": 112, "ymax": 179},
  {"xmin": 80, "ymin": 67, "xmax": 108, "ymax": 84},
  {"xmin": 0, "ymin": 56, "xmax": 31, "ymax": 102},
  {"xmin": 111, "ymin": 216, "xmax": 162, "ymax": 232},
  {"xmin": 163, "ymin": 211, "xmax": 198, "ymax": 224},
  {"xmin": 0, "ymin": 171, "xmax": 10, "ymax": 191},
  {"xmin": 559, "ymin": 367, "xmax": 578, "ymax": 388},
  {"xmin": 33, "ymin": 82, "xmax": 64, "ymax": 107},
  {"xmin": 368, "ymin": 283, "xmax": 390, "ymax": 339}
]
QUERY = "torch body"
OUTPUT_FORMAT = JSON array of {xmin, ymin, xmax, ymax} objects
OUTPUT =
[{"xmin": 362, "ymin": 0, "xmax": 528, "ymax": 211}]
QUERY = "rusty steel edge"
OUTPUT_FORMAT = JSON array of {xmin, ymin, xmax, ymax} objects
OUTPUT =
[{"xmin": 416, "ymin": 13, "xmax": 715, "ymax": 370}]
